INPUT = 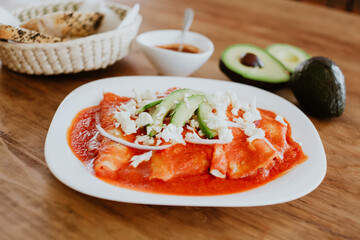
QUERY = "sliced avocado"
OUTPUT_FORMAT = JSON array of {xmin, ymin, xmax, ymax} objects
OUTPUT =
[
  {"xmin": 266, "ymin": 43, "xmax": 311, "ymax": 73},
  {"xmin": 290, "ymin": 56, "xmax": 346, "ymax": 118},
  {"xmin": 135, "ymin": 99, "xmax": 163, "ymax": 114},
  {"xmin": 170, "ymin": 95, "xmax": 205, "ymax": 127},
  {"xmin": 197, "ymin": 102, "xmax": 217, "ymax": 138},
  {"xmin": 149, "ymin": 88, "xmax": 201, "ymax": 136},
  {"xmin": 219, "ymin": 44, "xmax": 290, "ymax": 90}
]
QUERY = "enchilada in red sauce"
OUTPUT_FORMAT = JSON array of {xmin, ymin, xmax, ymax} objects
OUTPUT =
[{"xmin": 68, "ymin": 88, "xmax": 307, "ymax": 196}]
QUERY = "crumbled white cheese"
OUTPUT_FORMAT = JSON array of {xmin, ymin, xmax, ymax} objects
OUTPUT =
[
  {"xmin": 218, "ymin": 127, "xmax": 233, "ymax": 142},
  {"xmin": 136, "ymin": 112, "xmax": 153, "ymax": 128},
  {"xmin": 206, "ymin": 92, "xmax": 230, "ymax": 123},
  {"xmin": 146, "ymin": 125, "xmax": 162, "ymax": 135},
  {"xmin": 275, "ymin": 115, "xmax": 287, "ymax": 126},
  {"xmin": 206, "ymin": 112, "xmax": 227, "ymax": 130},
  {"xmin": 204, "ymin": 91, "xmax": 234, "ymax": 143},
  {"xmin": 227, "ymin": 91, "xmax": 250, "ymax": 116},
  {"xmin": 156, "ymin": 124, "xmax": 185, "ymax": 144},
  {"xmin": 135, "ymin": 135, "xmax": 155, "ymax": 145},
  {"xmin": 189, "ymin": 119, "xmax": 199, "ymax": 129},
  {"xmin": 118, "ymin": 99, "xmax": 137, "ymax": 115},
  {"xmin": 206, "ymin": 91, "xmax": 230, "ymax": 113},
  {"xmin": 184, "ymin": 131, "xmax": 201, "ymax": 141},
  {"xmin": 156, "ymin": 139, "xmax": 162, "ymax": 146},
  {"xmin": 113, "ymin": 110, "xmax": 137, "ymax": 135},
  {"xmin": 122, "ymin": 120, "xmax": 137, "ymax": 135},
  {"xmin": 241, "ymin": 122, "xmax": 265, "ymax": 143},
  {"xmin": 233, "ymin": 116, "xmax": 248, "ymax": 129},
  {"xmin": 129, "ymin": 151, "xmax": 153, "ymax": 168},
  {"xmin": 233, "ymin": 117, "xmax": 264, "ymax": 143},
  {"xmin": 114, "ymin": 110, "xmax": 131, "ymax": 123},
  {"xmin": 243, "ymin": 97, "xmax": 261, "ymax": 123}
]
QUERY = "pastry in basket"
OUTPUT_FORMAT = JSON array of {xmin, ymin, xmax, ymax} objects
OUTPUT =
[
  {"xmin": 20, "ymin": 11, "xmax": 104, "ymax": 38},
  {"xmin": 0, "ymin": 24, "xmax": 62, "ymax": 43}
]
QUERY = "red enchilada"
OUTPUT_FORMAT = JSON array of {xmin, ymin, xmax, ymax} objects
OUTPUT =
[{"xmin": 68, "ymin": 88, "xmax": 306, "ymax": 195}]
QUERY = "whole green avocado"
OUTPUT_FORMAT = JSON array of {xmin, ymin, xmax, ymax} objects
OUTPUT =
[{"xmin": 290, "ymin": 57, "xmax": 346, "ymax": 118}]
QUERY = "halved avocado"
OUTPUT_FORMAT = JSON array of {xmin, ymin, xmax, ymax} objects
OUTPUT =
[
  {"xmin": 266, "ymin": 43, "xmax": 311, "ymax": 73},
  {"xmin": 219, "ymin": 44, "xmax": 290, "ymax": 90}
]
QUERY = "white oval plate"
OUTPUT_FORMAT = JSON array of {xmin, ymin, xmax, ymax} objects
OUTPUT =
[{"xmin": 45, "ymin": 76, "xmax": 326, "ymax": 207}]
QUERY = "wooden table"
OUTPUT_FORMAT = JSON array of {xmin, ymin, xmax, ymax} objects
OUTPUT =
[{"xmin": 1, "ymin": 0, "xmax": 359, "ymax": 239}]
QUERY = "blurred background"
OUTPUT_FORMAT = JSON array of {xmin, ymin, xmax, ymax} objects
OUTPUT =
[
  {"xmin": 295, "ymin": 0, "xmax": 360, "ymax": 13},
  {"xmin": 1, "ymin": 0, "xmax": 360, "ymax": 13}
]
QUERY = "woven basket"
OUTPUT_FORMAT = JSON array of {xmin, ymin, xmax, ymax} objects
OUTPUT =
[{"xmin": 0, "ymin": 1, "xmax": 142, "ymax": 75}]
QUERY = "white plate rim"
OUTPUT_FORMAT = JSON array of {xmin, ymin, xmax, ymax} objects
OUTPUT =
[{"xmin": 45, "ymin": 76, "xmax": 327, "ymax": 207}]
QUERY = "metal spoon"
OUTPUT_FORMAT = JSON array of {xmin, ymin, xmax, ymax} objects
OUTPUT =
[{"xmin": 178, "ymin": 8, "xmax": 194, "ymax": 52}]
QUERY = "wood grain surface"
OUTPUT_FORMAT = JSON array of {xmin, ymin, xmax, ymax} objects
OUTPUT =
[{"xmin": 0, "ymin": 0, "xmax": 359, "ymax": 239}]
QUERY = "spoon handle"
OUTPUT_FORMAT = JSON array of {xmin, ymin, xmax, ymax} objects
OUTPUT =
[{"xmin": 179, "ymin": 8, "xmax": 194, "ymax": 52}]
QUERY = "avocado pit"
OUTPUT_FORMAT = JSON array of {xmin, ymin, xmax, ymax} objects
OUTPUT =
[{"xmin": 240, "ymin": 53, "xmax": 263, "ymax": 68}]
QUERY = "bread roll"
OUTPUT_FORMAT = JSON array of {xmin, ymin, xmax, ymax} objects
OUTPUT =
[
  {"xmin": 0, "ymin": 24, "xmax": 62, "ymax": 43},
  {"xmin": 20, "ymin": 12, "xmax": 104, "ymax": 38}
]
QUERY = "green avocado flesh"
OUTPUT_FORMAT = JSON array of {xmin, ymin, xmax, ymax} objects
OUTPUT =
[
  {"xmin": 220, "ymin": 44, "xmax": 290, "ymax": 90},
  {"xmin": 135, "ymin": 99, "xmax": 163, "ymax": 114},
  {"xmin": 149, "ymin": 89, "xmax": 200, "ymax": 136},
  {"xmin": 266, "ymin": 44, "xmax": 311, "ymax": 73},
  {"xmin": 197, "ymin": 102, "xmax": 217, "ymax": 139},
  {"xmin": 170, "ymin": 95, "xmax": 205, "ymax": 127},
  {"xmin": 290, "ymin": 56, "xmax": 346, "ymax": 118}
]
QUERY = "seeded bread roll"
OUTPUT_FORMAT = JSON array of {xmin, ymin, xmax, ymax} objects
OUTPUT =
[
  {"xmin": 0, "ymin": 24, "xmax": 63, "ymax": 43},
  {"xmin": 20, "ymin": 12, "xmax": 104, "ymax": 38}
]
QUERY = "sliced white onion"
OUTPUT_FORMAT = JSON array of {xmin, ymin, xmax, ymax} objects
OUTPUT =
[
  {"xmin": 263, "ymin": 138, "xmax": 284, "ymax": 160},
  {"xmin": 184, "ymin": 132, "xmax": 232, "ymax": 145},
  {"xmin": 185, "ymin": 138, "xmax": 232, "ymax": 145},
  {"xmin": 96, "ymin": 125, "xmax": 173, "ymax": 150}
]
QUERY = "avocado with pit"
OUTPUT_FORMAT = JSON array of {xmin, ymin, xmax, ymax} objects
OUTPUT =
[
  {"xmin": 219, "ymin": 44, "xmax": 290, "ymax": 90},
  {"xmin": 266, "ymin": 43, "xmax": 311, "ymax": 73},
  {"xmin": 290, "ymin": 56, "xmax": 346, "ymax": 118}
]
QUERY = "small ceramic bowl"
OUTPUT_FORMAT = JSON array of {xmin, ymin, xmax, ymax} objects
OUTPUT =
[{"xmin": 136, "ymin": 29, "xmax": 214, "ymax": 76}]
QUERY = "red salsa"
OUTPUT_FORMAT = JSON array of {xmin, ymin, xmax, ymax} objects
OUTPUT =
[{"xmin": 156, "ymin": 43, "xmax": 201, "ymax": 53}]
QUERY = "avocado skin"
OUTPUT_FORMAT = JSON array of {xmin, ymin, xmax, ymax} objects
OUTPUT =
[
  {"xmin": 219, "ymin": 60, "xmax": 288, "ymax": 91},
  {"xmin": 290, "ymin": 57, "xmax": 346, "ymax": 118}
]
